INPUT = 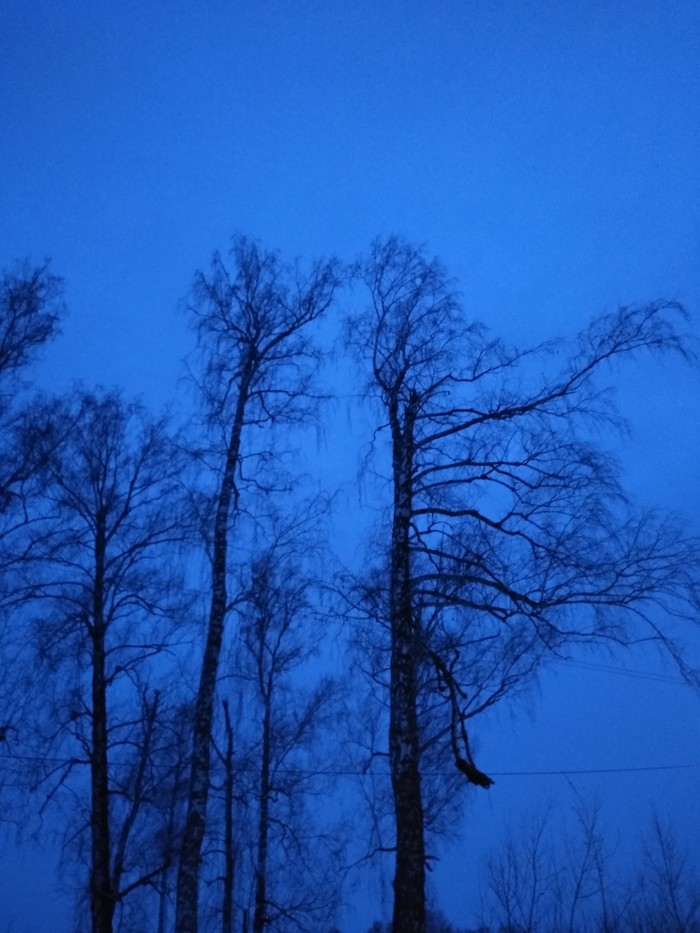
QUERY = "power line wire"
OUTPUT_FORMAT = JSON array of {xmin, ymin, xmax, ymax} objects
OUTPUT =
[
  {"xmin": 558, "ymin": 658, "xmax": 689, "ymax": 686},
  {"xmin": 1, "ymin": 755, "xmax": 697, "ymax": 778},
  {"xmin": 489, "ymin": 763, "xmax": 698, "ymax": 777}
]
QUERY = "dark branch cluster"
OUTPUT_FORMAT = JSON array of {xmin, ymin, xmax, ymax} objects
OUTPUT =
[{"xmin": 1, "ymin": 237, "xmax": 697, "ymax": 933}]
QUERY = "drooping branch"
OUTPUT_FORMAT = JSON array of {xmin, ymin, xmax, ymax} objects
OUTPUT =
[
  {"xmin": 425, "ymin": 648, "xmax": 493, "ymax": 789},
  {"xmin": 347, "ymin": 235, "xmax": 698, "ymax": 933}
]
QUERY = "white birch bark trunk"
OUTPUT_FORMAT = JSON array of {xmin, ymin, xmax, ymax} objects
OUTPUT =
[
  {"xmin": 388, "ymin": 393, "xmax": 427, "ymax": 933},
  {"xmin": 90, "ymin": 513, "xmax": 114, "ymax": 933},
  {"xmin": 176, "ymin": 366, "xmax": 252, "ymax": 933}
]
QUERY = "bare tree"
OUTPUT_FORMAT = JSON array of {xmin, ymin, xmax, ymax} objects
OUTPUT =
[
  {"xmin": 485, "ymin": 795, "xmax": 624, "ymax": 933},
  {"xmin": 486, "ymin": 804, "xmax": 562, "ymax": 933},
  {"xmin": 627, "ymin": 816, "xmax": 700, "ymax": 933},
  {"xmin": 0, "ymin": 260, "xmax": 63, "ymax": 759},
  {"xmin": 235, "ymin": 544, "xmax": 342, "ymax": 933},
  {"xmin": 22, "ymin": 388, "xmax": 189, "ymax": 933},
  {"xmin": 347, "ymin": 236, "xmax": 699, "ymax": 932},
  {"xmin": 483, "ymin": 799, "xmax": 700, "ymax": 933},
  {"xmin": 0, "ymin": 259, "xmax": 62, "ymax": 386},
  {"xmin": 176, "ymin": 235, "xmax": 341, "ymax": 933}
]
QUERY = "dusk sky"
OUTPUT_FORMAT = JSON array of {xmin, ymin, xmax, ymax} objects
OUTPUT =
[{"xmin": 1, "ymin": 2, "xmax": 699, "ymax": 931}]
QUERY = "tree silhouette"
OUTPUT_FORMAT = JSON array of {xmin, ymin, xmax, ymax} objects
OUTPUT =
[
  {"xmin": 0, "ymin": 259, "xmax": 63, "ymax": 801},
  {"xmin": 176, "ymin": 235, "xmax": 341, "ymax": 933},
  {"xmin": 26, "ymin": 389, "xmax": 188, "ymax": 933},
  {"xmin": 347, "ymin": 236, "xmax": 699, "ymax": 932}
]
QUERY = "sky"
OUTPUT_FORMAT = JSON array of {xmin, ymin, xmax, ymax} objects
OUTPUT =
[{"xmin": 1, "ymin": 1, "xmax": 699, "ymax": 930}]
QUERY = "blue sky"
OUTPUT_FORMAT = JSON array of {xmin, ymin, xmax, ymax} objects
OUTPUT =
[{"xmin": 2, "ymin": 1, "xmax": 699, "ymax": 930}]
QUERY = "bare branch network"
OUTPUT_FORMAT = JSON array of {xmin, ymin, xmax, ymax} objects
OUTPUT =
[{"xmin": 1, "ymin": 238, "xmax": 698, "ymax": 933}]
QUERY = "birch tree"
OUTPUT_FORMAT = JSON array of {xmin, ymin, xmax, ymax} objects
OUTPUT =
[
  {"xmin": 630, "ymin": 817, "xmax": 700, "ymax": 932},
  {"xmin": 237, "ymin": 547, "xmax": 341, "ymax": 933},
  {"xmin": 348, "ymin": 236, "xmax": 699, "ymax": 932},
  {"xmin": 0, "ymin": 259, "xmax": 63, "ymax": 792},
  {"xmin": 0, "ymin": 260, "xmax": 63, "ymax": 615},
  {"xmin": 0, "ymin": 259, "xmax": 61, "ymax": 384},
  {"xmin": 26, "ymin": 388, "xmax": 188, "ymax": 933},
  {"xmin": 175, "ymin": 235, "xmax": 341, "ymax": 933},
  {"xmin": 484, "ymin": 803, "xmax": 700, "ymax": 932}
]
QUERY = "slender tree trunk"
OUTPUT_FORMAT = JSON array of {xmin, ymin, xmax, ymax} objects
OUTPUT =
[
  {"xmin": 388, "ymin": 394, "xmax": 426, "ymax": 933},
  {"xmin": 221, "ymin": 700, "xmax": 235, "ymax": 933},
  {"xmin": 157, "ymin": 755, "xmax": 183, "ymax": 933},
  {"xmin": 112, "ymin": 691, "xmax": 160, "ymax": 899},
  {"xmin": 157, "ymin": 871, "xmax": 169, "ymax": 933},
  {"xmin": 91, "ymin": 516, "xmax": 114, "ymax": 933},
  {"xmin": 252, "ymin": 701, "xmax": 271, "ymax": 933},
  {"xmin": 176, "ymin": 368, "xmax": 251, "ymax": 933}
]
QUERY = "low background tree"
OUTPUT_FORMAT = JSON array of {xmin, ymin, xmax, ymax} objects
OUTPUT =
[
  {"xmin": 628, "ymin": 816, "xmax": 700, "ymax": 933},
  {"xmin": 367, "ymin": 907, "xmax": 481, "ymax": 933},
  {"xmin": 482, "ymin": 797, "xmax": 700, "ymax": 933}
]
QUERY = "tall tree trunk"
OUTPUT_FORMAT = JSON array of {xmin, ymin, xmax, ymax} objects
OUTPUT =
[
  {"xmin": 91, "ymin": 515, "xmax": 114, "ymax": 933},
  {"xmin": 221, "ymin": 700, "xmax": 235, "ymax": 933},
  {"xmin": 388, "ymin": 394, "xmax": 426, "ymax": 933},
  {"xmin": 252, "ymin": 701, "xmax": 271, "ymax": 933},
  {"xmin": 157, "ymin": 755, "xmax": 183, "ymax": 933},
  {"xmin": 176, "ymin": 369, "xmax": 251, "ymax": 933}
]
